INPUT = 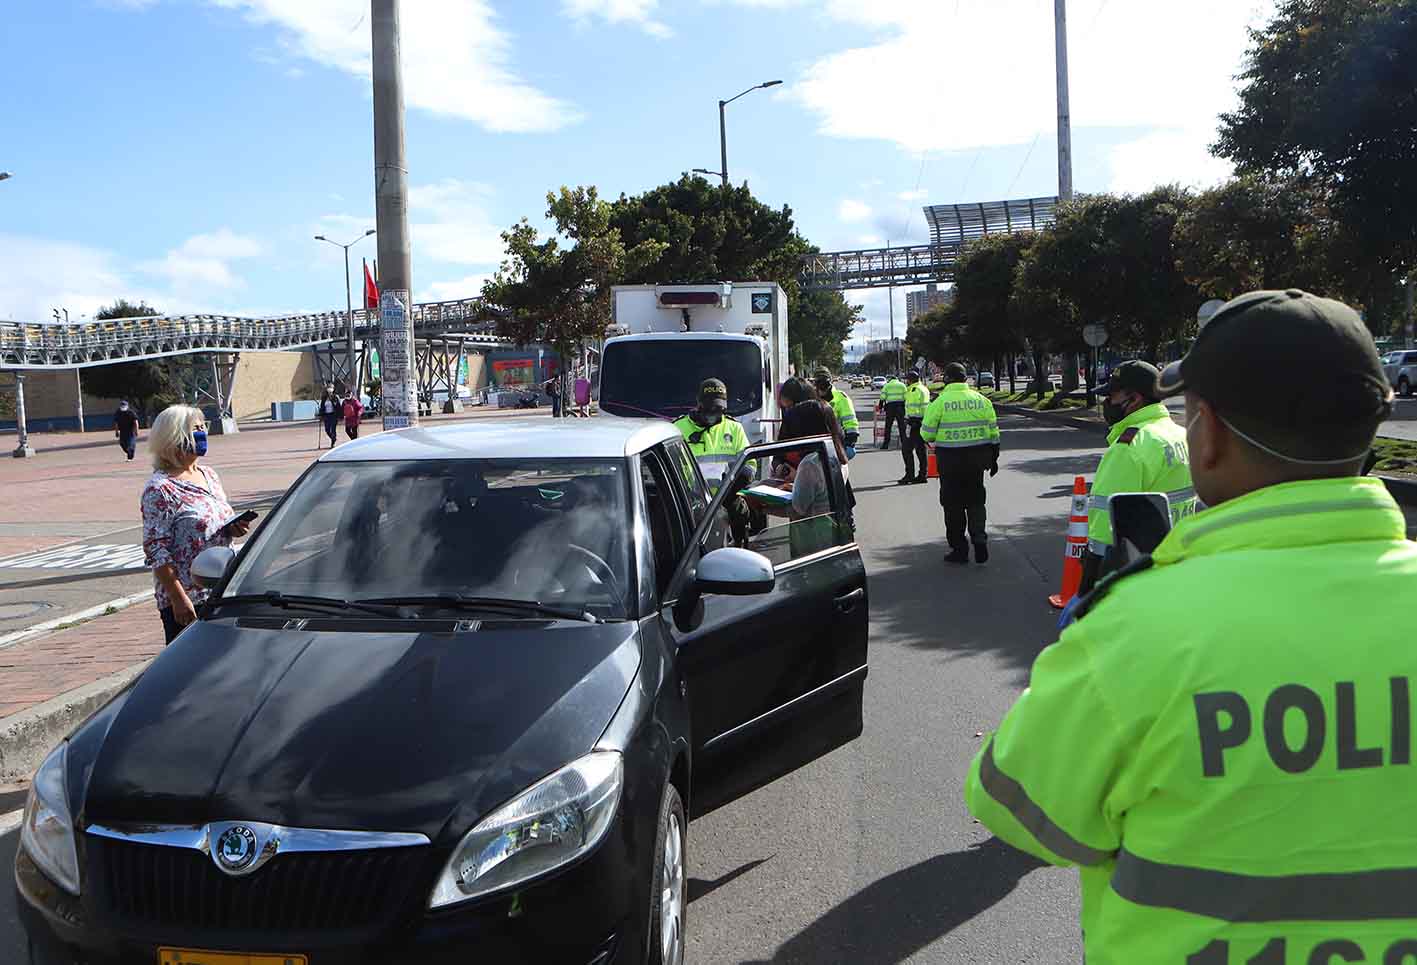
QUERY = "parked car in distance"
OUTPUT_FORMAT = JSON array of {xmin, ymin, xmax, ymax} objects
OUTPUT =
[
  {"xmin": 977, "ymin": 371, "xmax": 996, "ymax": 389},
  {"xmin": 16, "ymin": 419, "xmax": 869, "ymax": 965},
  {"xmin": 871, "ymin": 376, "xmax": 887, "ymax": 390},
  {"xmin": 1383, "ymin": 350, "xmax": 1417, "ymax": 397}
]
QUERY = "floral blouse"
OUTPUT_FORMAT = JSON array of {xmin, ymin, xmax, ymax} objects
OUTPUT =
[{"xmin": 141, "ymin": 465, "xmax": 234, "ymax": 610}]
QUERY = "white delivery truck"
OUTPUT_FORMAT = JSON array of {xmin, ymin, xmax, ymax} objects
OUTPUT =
[{"xmin": 598, "ymin": 282, "xmax": 790, "ymax": 448}]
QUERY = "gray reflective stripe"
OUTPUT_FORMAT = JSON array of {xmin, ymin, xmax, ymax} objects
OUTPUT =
[
  {"xmin": 1166, "ymin": 487, "xmax": 1195, "ymax": 504},
  {"xmin": 1112, "ymin": 849, "xmax": 1417, "ymax": 922},
  {"xmin": 1088, "ymin": 496, "xmax": 1109, "ymax": 511},
  {"xmin": 936, "ymin": 419, "xmax": 994, "ymax": 429},
  {"xmin": 977, "ymin": 739, "xmax": 1114, "ymax": 867},
  {"xmin": 1178, "ymin": 498, "xmax": 1381, "ymax": 548},
  {"xmin": 1088, "ymin": 537, "xmax": 1110, "ymax": 554}
]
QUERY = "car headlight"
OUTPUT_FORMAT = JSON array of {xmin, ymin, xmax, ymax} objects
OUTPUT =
[
  {"xmin": 429, "ymin": 750, "xmax": 623, "ymax": 909},
  {"xmin": 19, "ymin": 742, "xmax": 80, "ymax": 896}
]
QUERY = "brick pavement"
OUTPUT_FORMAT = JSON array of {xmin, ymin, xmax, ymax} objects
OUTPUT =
[{"xmin": 0, "ymin": 602, "xmax": 162, "ymax": 721}]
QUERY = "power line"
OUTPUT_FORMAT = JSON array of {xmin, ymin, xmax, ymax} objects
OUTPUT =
[{"xmin": 1006, "ymin": 132, "xmax": 1043, "ymax": 198}]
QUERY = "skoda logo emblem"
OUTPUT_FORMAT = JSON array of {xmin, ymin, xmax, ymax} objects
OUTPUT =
[{"xmin": 215, "ymin": 825, "xmax": 258, "ymax": 873}]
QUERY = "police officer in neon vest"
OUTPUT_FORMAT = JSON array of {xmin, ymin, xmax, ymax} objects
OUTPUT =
[
  {"xmin": 899, "ymin": 370, "xmax": 932, "ymax": 485},
  {"xmin": 921, "ymin": 362, "xmax": 1000, "ymax": 564},
  {"xmin": 813, "ymin": 369, "xmax": 860, "ymax": 456},
  {"xmin": 673, "ymin": 377, "xmax": 751, "ymax": 544},
  {"xmin": 965, "ymin": 290, "xmax": 1411, "ymax": 964},
  {"xmin": 1079, "ymin": 359, "xmax": 1197, "ymax": 594},
  {"xmin": 878, "ymin": 373, "xmax": 908, "ymax": 452}
]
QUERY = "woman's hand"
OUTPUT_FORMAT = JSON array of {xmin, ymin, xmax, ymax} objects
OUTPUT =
[
  {"xmin": 226, "ymin": 519, "xmax": 251, "ymax": 538},
  {"xmin": 172, "ymin": 590, "xmax": 199, "ymax": 627}
]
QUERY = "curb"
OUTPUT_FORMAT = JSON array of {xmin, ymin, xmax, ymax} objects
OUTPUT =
[
  {"xmin": 996, "ymin": 402, "xmax": 1417, "ymax": 508},
  {"xmin": 0, "ymin": 590, "xmax": 151, "ymax": 652},
  {"xmin": 0, "ymin": 662, "xmax": 149, "ymax": 784}
]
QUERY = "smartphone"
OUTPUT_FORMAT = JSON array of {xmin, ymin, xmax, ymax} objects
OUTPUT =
[
  {"xmin": 1107, "ymin": 493, "xmax": 1172, "ymax": 558},
  {"xmin": 224, "ymin": 510, "xmax": 259, "ymax": 533}
]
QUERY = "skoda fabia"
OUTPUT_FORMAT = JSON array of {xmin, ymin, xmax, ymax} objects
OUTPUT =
[{"xmin": 17, "ymin": 419, "xmax": 869, "ymax": 964}]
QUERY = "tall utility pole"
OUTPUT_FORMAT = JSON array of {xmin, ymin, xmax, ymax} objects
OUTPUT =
[
  {"xmin": 887, "ymin": 239, "xmax": 899, "ymax": 373},
  {"xmin": 717, "ymin": 80, "xmax": 783, "ymax": 190},
  {"xmin": 372, "ymin": 0, "xmax": 417, "ymax": 430},
  {"xmin": 1055, "ymin": 0, "xmax": 1074, "ymax": 201},
  {"xmin": 315, "ymin": 230, "xmax": 375, "ymax": 395}
]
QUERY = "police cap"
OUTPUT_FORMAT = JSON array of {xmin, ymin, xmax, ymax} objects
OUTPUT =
[
  {"xmin": 944, "ymin": 362, "xmax": 968, "ymax": 381},
  {"xmin": 1105, "ymin": 360, "xmax": 1160, "ymax": 400},
  {"xmin": 698, "ymin": 377, "xmax": 728, "ymax": 411},
  {"xmin": 1156, "ymin": 289, "xmax": 1393, "ymax": 462}
]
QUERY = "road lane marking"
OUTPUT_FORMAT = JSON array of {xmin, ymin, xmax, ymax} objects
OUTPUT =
[{"xmin": 0, "ymin": 543, "xmax": 148, "ymax": 571}]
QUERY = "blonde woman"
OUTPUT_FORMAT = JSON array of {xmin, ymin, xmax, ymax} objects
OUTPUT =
[{"xmin": 140, "ymin": 406, "xmax": 251, "ymax": 643}]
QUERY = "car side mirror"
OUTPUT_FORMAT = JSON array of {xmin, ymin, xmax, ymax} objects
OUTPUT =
[
  {"xmin": 191, "ymin": 546, "xmax": 236, "ymax": 590},
  {"xmin": 696, "ymin": 547, "xmax": 774, "ymax": 596}
]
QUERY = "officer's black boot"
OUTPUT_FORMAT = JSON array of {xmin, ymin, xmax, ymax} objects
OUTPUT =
[
  {"xmin": 973, "ymin": 543, "xmax": 990, "ymax": 564},
  {"xmin": 943, "ymin": 547, "xmax": 970, "ymax": 565}
]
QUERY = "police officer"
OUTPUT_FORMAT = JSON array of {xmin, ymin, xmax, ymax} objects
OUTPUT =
[
  {"xmin": 674, "ymin": 378, "xmax": 751, "ymax": 544},
  {"xmin": 813, "ymin": 368, "xmax": 860, "ymax": 455},
  {"xmin": 878, "ymin": 372, "xmax": 908, "ymax": 451},
  {"xmin": 921, "ymin": 362, "xmax": 1000, "ymax": 564},
  {"xmin": 964, "ymin": 290, "xmax": 1413, "ymax": 964},
  {"xmin": 1078, "ymin": 359, "xmax": 1197, "ymax": 594},
  {"xmin": 899, "ymin": 370, "xmax": 931, "ymax": 485}
]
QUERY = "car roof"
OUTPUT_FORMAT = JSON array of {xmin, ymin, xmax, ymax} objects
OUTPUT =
[{"xmin": 318, "ymin": 417, "xmax": 682, "ymax": 463}]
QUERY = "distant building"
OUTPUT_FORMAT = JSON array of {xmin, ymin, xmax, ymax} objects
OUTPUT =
[
  {"xmin": 906, "ymin": 284, "xmax": 952, "ymax": 322},
  {"xmin": 866, "ymin": 337, "xmax": 903, "ymax": 355}
]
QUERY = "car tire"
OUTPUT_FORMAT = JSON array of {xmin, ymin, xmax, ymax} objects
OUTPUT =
[
  {"xmin": 1401, "ymin": 376, "xmax": 1412, "ymax": 399},
  {"xmin": 646, "ymin": 781, "xmax": 687, "ymax": 965}
]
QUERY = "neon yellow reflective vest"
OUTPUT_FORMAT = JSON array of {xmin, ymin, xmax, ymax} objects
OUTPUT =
[
  {"xmin": 879, "ymin": 378, "xmax": 907, "ymax": 404},
  {"xmin": 825, "ymin": 388, "xmax": 860, "ymax": 434},
  {"xmin": 920, "ymin": 383, "xmax": 1000, "ymax": 448},
  {"xmin": 1088, "ymin": 402, "xmax": 1196, "ymax": 556},
  {"xmin": 965, "ymin": 476, "xmax": 1417, "ymax": 965},
  {"xmin": 904, "ymin": 382, "xmax": 931, "ymax": 419},
  {"xmin": 672, "ymin": 413, "xmax": 748, "ymax": 458}
]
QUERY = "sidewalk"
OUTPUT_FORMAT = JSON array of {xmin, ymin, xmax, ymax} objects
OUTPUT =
[{"xmin": 0, "ymin": 604, "xmax": 160, "ymax": 782}]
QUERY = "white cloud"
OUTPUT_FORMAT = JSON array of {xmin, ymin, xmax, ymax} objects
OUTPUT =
[
  {"xmin": 409, "ymin": 178, "xmax": 506, "ymax": 266},
  {"xmin": 790, "ymin": 0, "xmax": 1272, "ymax": 192},
  {"xmin": 563, "ymin": 0, "xmax": 672, "ymax": 37},
  {"xmin": 838, "ymin": 199, "xmax": 872, "ymax": 223},
  {"xmin": 897, "ymin": 189, "xmax": 928, "ymax": 202},
  {"xmin": 139, "ymin": 229, "xmax": 263, "ymax": 290},
  {"xmin": 418, "ymin": 272, "xmax": 495, "ymax": 304},
  {"xmin": 205, "ymin": 0, "xmax": 581, "ymax": 132},
  {"xmin": 857, "ymin": 233, "xmax": 883, "ymax": 246},
  {"xmin": 1108, "ymin": 128, "xmax": 1234, "ymax": 194}
]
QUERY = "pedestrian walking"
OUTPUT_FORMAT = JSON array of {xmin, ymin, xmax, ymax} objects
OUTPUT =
[
  {"xmin": 899, "ymin": 370, "xmax": 931, "ymax": 485},
  {"xmin": 113, "ymin": 400, "xmax": 140, "ymax": 461},
  {"xmin": 921, "ymin": 363, "xmax": 1000, "ymax": 564},
  {"xmin": 547, "ymin": 378, "xmax": 563, "ymax": 418},
  {"xmin": 317, "ymin": 383, "xmax": 340, "ymax": 447},
  {"xmin": 964, "ymin": 290, "xmax": 1410, "ymax": 964},
  {"xmin": 1077, "ymin": 360, "xmax": 1197, "ymax": 594},
  {"xmin": 342, "ymin": 391, "xmax": 364, "ymax": 440},
  {"xmin": 878, "ymin": 373, "xmax": 907, "ymax": 450},
  {"xmin": 141, "ymin": 405, "xmax": 252, "ymax": 645}
]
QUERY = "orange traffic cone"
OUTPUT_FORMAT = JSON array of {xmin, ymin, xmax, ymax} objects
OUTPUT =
[
  {"xmin": 926, "ymin": 449, "xmax": 939, "ymax": 479},
  {"xmin": 1048, "ymin": 476, "xmax": 1090, "ymax": 609}
]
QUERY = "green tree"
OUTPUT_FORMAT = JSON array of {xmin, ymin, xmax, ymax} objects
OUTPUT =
[
  {"xmin": 82, "ymin": 300, "xmax": 179, "ymax": 423},
  {"xmin": 794, "ymin": 289, "xmax": 862, "ymax": 371},
  {"xmin": 906, "ymin": 301, "xmax": 962, "ymax": 366},
  {"xmin": 1215, "ymin": 0, "xmax": 1417, "ymax": 324},
  {"xmin": 483, "ymin": 187, "xmax": 668, "ymax": 375},
  {"xmin": 952, "ymin": 233, "xmax": 1035, "ymax": 388}
]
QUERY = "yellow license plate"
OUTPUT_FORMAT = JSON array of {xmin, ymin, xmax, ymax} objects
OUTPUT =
[{"xmin": 158, "ymin": 949, "xmax": 307, "ymax": 965}]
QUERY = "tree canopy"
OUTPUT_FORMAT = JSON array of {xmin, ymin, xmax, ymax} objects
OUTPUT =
[{"xmin": 83, "ymin": 300, "xmax": 178, "ymax": 421}]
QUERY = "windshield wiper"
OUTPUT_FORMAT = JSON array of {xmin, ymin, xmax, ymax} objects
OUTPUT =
[
  {"xmin": 357, "ymin": 594, "xmax": 598, "ymax": 624},
  {"xmin": 210, "ymin": 592, "xmax": 403, "ymax": 618}
]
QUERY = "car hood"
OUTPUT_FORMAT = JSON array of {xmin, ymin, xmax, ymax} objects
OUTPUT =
[{"xmin": 76, "ymin": 618, "xmax": 640, "ymax": 841}]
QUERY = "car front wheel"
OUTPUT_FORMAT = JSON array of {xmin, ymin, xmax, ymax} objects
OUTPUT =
[
  {"xmin": 1401, "ymin": 376, "xmax": 1412, "ymax": 398},
  {"xmin": 647, "ymin": 781, "xmax": 686, "ymax": 965}
]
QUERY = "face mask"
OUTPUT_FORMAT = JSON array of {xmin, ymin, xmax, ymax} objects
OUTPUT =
[
  {"xmin": 1102, "ymin": 401, "xmax": 1128, "ymax": 426},
  {"xmin": 192, "ymin": 429, "xmax": 209, "ymax": 457},
  {"xmin": 693, "ymin": 409, "xmax": 722, "ymax": 429}
]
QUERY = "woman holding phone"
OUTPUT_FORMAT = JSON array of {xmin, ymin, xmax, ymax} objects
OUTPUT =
[{"xmin": 140, "ymin": 405, "xmax": 253, "ymax": 644}]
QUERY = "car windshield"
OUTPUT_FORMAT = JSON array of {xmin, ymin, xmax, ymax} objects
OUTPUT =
[
  {"xmin": 600, "ymin": 339, "xmax": 763, "ymax": 419},
  {"xmin": 223, "ymin": 458, "xmax": 632, "ymax": 619}
]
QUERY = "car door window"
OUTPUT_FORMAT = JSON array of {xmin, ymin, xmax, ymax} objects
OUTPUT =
[
  {"xmin": 664, "ymin": 438, "xmax": 710, "ymax": 525},
  {"xmin": 745, "ymin": 441, "xmax": 853, "ymax": 569},
  {"xmin": 640, "ymin": 453, "xmax": 687, "ymax": 601}
]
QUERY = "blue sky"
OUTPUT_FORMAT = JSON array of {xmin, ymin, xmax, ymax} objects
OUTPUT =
[{"xmin": 0, "ymin": 0, "xmax": 1273, "ymax": 351}]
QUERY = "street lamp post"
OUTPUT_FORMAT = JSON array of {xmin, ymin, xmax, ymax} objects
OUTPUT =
[
  {"xmin": 716, "ymin": 80, "xmax": 782, "ymax": 189},
  {"xmin": 315, "ymin": 230, "xmax": 376, "ymax": 396}
]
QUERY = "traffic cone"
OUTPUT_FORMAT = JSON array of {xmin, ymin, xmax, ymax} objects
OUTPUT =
[
  {"xmin": 1048, "ymin": 476, "xmax": 1090, "ymax": 609},
  {"xmin": 926, "ymin": 449, "xmax": 938, "ymax": 479}
]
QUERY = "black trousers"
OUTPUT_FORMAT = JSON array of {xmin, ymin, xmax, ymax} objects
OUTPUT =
[
  {"xmin": 904, "ymin": 417, "xmax": 927, "ymax": 478},
  {"xmin": 322, "ymin": 413, "xmax": 339, "ymax": 444},
  {"xmin": 937, "ymin": 459, "xmax": 988, "ymax": 551},
  {"xmin": 881, "ymin": 402, "xmax": 907, "ymax": 450}
]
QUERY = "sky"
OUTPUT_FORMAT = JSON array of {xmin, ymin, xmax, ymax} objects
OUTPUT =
[{"xmin": 0, "ymin": 0, "xmax": 1276, "ymax": 353}]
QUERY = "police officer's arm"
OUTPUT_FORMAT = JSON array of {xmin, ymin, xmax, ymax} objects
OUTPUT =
[
  {"xmin": 920, "ymin": 398, "xmax": 943, "ymax": 445},
  {"xmin": 964, "ymin": 625, "xmax": 1130, "ymax": 868}
]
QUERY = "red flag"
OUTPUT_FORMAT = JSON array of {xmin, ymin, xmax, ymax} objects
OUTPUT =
[{"xmin": 363, "ymin": 259, "xmax": 379, "ymax": 309}]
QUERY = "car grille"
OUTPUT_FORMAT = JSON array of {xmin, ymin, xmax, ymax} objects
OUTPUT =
[{"xmin": 87, "ymin": 834, "xmax": 430, "ymax": 932}]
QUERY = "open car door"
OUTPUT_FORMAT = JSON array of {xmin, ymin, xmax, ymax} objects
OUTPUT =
[{"xmin": 662, "ymin": 435, "xmax": 869, "ymax": 817}]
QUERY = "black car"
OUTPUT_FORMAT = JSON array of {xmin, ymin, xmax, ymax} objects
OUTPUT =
[{"xmin": 16, "ymin": 419, "xmax": 869, "ymax": 964}]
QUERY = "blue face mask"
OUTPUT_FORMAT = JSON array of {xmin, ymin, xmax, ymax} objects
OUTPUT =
[{"xmin": 192, "ymin": 429, "xmax": 208, "ymax": 457}]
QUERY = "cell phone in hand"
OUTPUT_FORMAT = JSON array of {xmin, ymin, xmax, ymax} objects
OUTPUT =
[{"xmin": 224, "ymin": 510, "xmax": 258, "ymax": 533}]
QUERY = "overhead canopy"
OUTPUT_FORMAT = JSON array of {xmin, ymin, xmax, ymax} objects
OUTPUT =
[{"xmin": 922, "ymin": 196, "xmax": 1058, "ymax": 246}]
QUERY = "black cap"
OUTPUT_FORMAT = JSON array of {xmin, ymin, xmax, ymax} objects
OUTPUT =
[
  {"xmin": 698, "ymin": 377, "xmax": 728, "ymax": 410},
  {"xmin": 1157, "ymin": 289, "xmax": 1393, "ymax": 461},
  {"xmin": 945, "ymin": 362, "xmax": 967, "ymax": 380},
  {"xmin": 904, "ymin": 370, "xmax": 920, "ymax": 382},
  {"xmin": 1105, "ymin": 360, "xmax": 1160, "ymax": 400}
]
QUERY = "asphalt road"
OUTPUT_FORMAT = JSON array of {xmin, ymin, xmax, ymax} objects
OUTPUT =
[{"xmin": 0, "ymin": 412, "xmax": 1101, "ymax": 963}]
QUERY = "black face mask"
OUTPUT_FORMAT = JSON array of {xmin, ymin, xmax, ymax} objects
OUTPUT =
[
  {"xmin": 692, "ymin": 408, "xmax": 723, "ymax": 429},
  {"xmin": 1102, "ymin": 401, "xmax": 1128, "ymax": 426}
]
